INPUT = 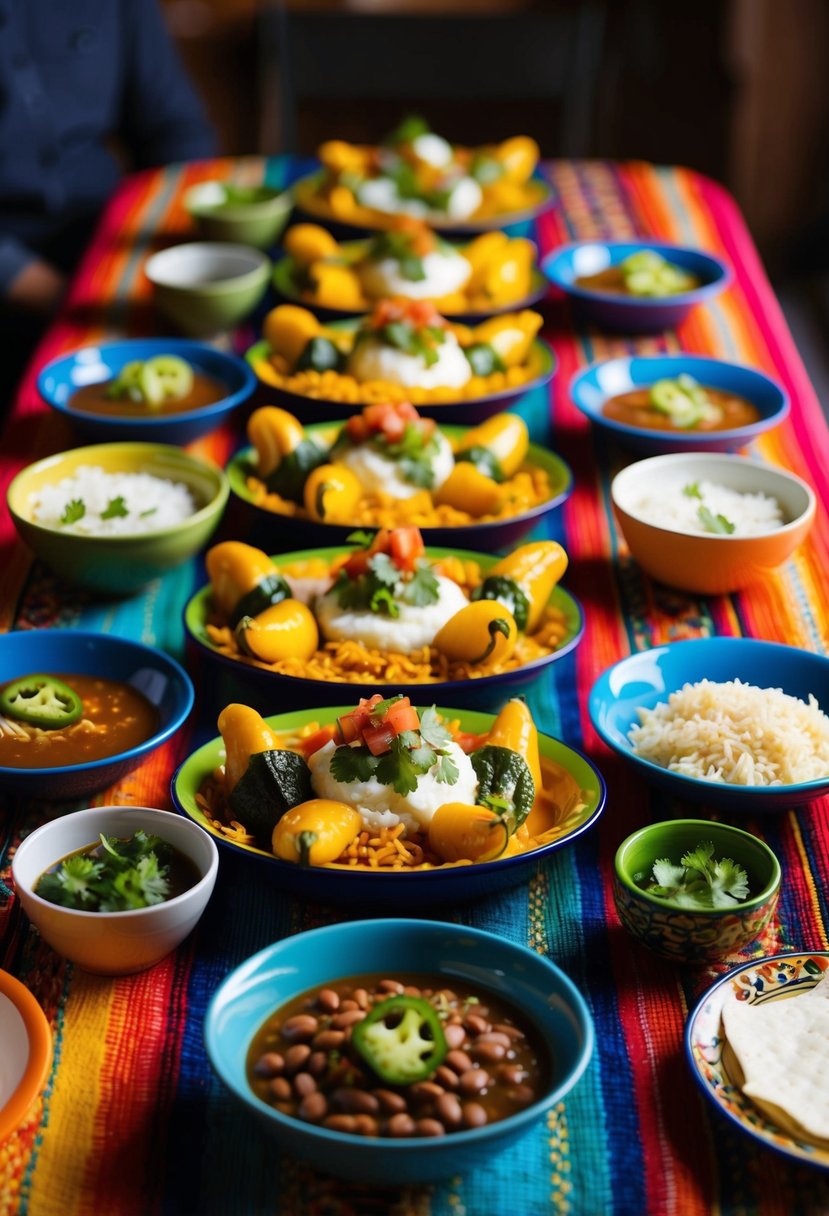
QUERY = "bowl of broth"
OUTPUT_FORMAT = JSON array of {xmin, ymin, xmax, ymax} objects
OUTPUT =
[
  {"xmin": 569, "ymin": 354, "xmax": 789, "ymax": 454},
  {"xmin": 12, "ymin": 805, "xmax": 218, "ymax": 974},
  {"xmin": 0, "ymin": 629, "xmax": 194, "ymax": 798},
  {"xmin": 204, "ymin": 919, "xmax": 593, "ymax": 1182},
  {"xmin": 38, "ymin": 339, "xmax": 257, "ymax": 445}
]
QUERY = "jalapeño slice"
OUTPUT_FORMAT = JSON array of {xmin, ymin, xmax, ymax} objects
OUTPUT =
[
  {"xmin": 351, "ymin": 994, "xmax": 448, "ymax": 1085},
  {"xmin": 0, "ymin": 675, "xmax": 83, "ymax": 730}
]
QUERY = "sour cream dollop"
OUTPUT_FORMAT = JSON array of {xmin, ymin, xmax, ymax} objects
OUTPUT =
[
  {"xmin": 315, "ymin": 573, "xmax": 467, "ymax": 653},
  {"xmin": 348, "ymin": 331, "xmax": 471, "ymax": 390},
  {"xmin": 358, "ymin": 248, "xmax": 471, "ymax": 301},
  {"xmin": 340, "ymin": 430, "xmax": 454, "ymax": 499}
]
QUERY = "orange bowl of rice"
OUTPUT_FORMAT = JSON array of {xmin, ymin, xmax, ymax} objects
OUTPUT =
[{"xmin": 170, "ymin": 700, "xmax": 605, "ymax": 907}]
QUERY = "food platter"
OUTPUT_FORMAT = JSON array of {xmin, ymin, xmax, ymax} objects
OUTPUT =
[
  {"xmin": 686, "ymin": 952, "xmax": 829, "ymax": 1172},
  {"xmin": 171, "ymin": 703, "xmax": 606, "ymax": 907}
]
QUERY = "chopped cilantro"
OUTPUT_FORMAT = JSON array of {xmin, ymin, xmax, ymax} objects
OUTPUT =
[
  {"xmin": 101, "ymin": 495, "xmax": 129, "ymax": 520},
  {"xmin": 330, "ymin": 744, "xmax": 378, "ymax": 786},
  {"xmin": 345, "ymin": 530, "xmax": 376, "ymax": 549},
  {"xmin": 682, "ymin": 482, "xmax": 702, "ymax": 499},
  {"xmin": 139, "ymin": 507, "xmax": 158, "ymax": 518},
  {"xmin": 375, "ymin": 423, "xmax": 441, "ymax": 489},
  {"xmin": 368, "ymin": 231, "xmax": 426, "ymax": 281},
  {"xmin": 399, "ymin": 564, "xmax": 439, "ymax": 607},
  {"xmin": 419, "ymin": 705, "xmax": 454, "ymax": 750},
  {"xmin": 640, "ymin": 840, "xmax": 750, "ymax": 910},
  {"xmin": 332, "ymin": 554, "xmax": 438, "ymax": 616},
  {"xmin": 377, "ymin": 320, "xmax": 445, "ymax": 368},
  {"xmin": 60, "ymin": 498, "xmax": 86, "ymax": 525},
  {"xmin": 697, "ymin": 505, "xmax": 735, "ymax": 535},
  {"xmin": 34, "ymin": 830, "xmax": 174, "ymax": 912},
  {"xmin": 328, "ymin": 704, "xmax": 459, "ymax": 796}
]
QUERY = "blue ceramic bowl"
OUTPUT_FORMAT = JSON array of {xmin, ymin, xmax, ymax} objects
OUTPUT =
[
  {"xmin": 0, "ymin": 630, "xmax": 193, "ymax": 799},
  {"xmin": 171, "ymin": 702, "xmax": 605, "ymax": 906},
  {"xmin": 225, "ymin": 422, "xmax": 573, "ymax": 553},
  {"xmin": 569, "ymin": 354, "xmax": 788, "ymax": 455},
  {"xmin": 38, "ymin": 339, "xmax": 257, "ymax": 445},
  {"xmin": 245, "ymin": 336, "xmax": 556, "ymax": 427},
  {"xmin": 543, "ymin": 240, "xmax": 730, "ymax": 333},
  {"xmin": 204, "ymin": 919, "xmax": 594, "ymax": 1182},
  {"xmin": 589, "ymin": 637, "xmax": 829, "ymax": 812},
  {"xmin": 183, "ymin": 545, "xmax": 584, "ymax": 716}
]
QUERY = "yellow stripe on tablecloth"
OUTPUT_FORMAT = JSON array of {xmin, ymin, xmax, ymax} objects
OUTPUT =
[{"xmin": 25, "ymin": 975, "xmax": 116, "ymax": 1216}]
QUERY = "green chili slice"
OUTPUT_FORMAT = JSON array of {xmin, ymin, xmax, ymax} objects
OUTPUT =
[
  {"xmin": 0, "ymin": 675, "xmax": 84, "ymax": 730},
  {"xmin": 350, "ymin": 995, "xmax": 448, "ymax": 1085}
]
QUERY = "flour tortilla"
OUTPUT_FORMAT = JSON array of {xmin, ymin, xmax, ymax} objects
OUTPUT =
[{"xmin": 721, "ymin": 971, "xmax": 829, "ymax": 1147}]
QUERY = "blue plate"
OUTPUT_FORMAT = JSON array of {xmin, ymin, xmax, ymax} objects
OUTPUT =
[
  {"xmin": 543, "ymin": 240, "xmax": 730, "ymax": 333},
  {"xmin": 183, "ymin": 545, "xmax": 584, "ymax": 715},
  {"xmin": 569, "ymin": 354, "xmax": 788, "ymax": 454},
  {"xmin": 38, "ymin": 339, "xmax": 257, "ymax": 445},
  {"xmin": 588, "ymin": 637, "xmax": 829, "ymax": 811},
  {"xmin": 225, "ymin": 422, "xmax": 573, "ymax": 553},
  {"xmin": 0, "ymin": 630, "xmax": 193, "ymax": 799},
  {"xmin": 171, "ymin": 703, "xmax": 605, "ymax": 907},
  {"xmin": 245, "ymin": 336, "xmax": 555, "ymax": 426},
  {"xmin": 204, "ymin": 919, "xmax": 593, "ymax": 1182}
]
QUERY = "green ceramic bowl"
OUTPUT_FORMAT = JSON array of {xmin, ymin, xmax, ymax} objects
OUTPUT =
[
  {"xmin": 8, "ymin": 441, "xmax": 229, "ymax": 595},
  {"xmin": 145, "ymin": 242, "xmax": 271, "ymax": 337},
  {"xmin": 613, "ymin": 819, "xmax": 781, "ymax": 964},
  {"xmin": 184, "ymin": 182, "xmax": 293, "ymax": 250}
]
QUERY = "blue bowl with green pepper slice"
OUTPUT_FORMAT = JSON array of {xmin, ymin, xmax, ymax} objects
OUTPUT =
[
  {"xmin": 543, "ymin": 240, "xmax": 730, "ymax": 333},
  {"xmin": 204, "ymin": 918, "xmax": 593, "ymax": 1182},
  {"xmin": 171, "ymin": 702, "xmax": 605, "ymax": 907},
  {"xmin": 0, "ymin": 630, "xmax": 194, "ymax": 799},
  {"xmin": 38, "ymin": 338, "xmax": 257, "ymax": 445},
  {"xmin": 569, "ymin": 354, "xmax": 788, "ymax": 454}
]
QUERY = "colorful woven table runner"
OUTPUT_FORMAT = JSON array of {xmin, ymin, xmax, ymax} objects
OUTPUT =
[{"xmin": 1, "ymin": 156, "xmax": 828, "ymax": 1216}]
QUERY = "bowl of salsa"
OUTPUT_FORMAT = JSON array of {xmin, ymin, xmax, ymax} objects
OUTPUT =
[
  {"xmin": 569, "ymin": 354, "xmax": 789, "ymax": 454},
  {"xmin": 37, "ymin": 338, "xmax": 257, "ymax": 445}
]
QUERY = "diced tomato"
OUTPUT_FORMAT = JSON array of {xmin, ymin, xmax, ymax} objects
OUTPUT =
[
  {"xmin": 389, "ymin": 527, "xmax": 425, "ymax": 572},
  {"xmin": 454, "ymin": 730, "xmax": 490, "ymax": 754},
  {"xmin": 297, "ymin": 723, "xmax": 339, "ymax": 758},
  {"xmin": 368, "ymin": 528, "xmax": 393, "ymax": 556},
  {"xmin": 345, "ymin": 414, "xmax": 369, "ymax": 443},
  {"xmin": 384, "ymin": 696, "xmax": 420, "ymax": 735},
  {"xmin": 343, "ymin": 549, "xmax": 372, "ymax": 579},
  {"xmin": 337, "ymin": 696, "xmax": 380, "ymax": 742},
  {"xmin": 362, "ymin": 721, "xmax": 396, "ymax": 756}
]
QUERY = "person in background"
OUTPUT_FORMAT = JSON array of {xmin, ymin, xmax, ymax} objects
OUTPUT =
[{"xmin": 0, "ymin": 0, "xmax": 216, "ymax": 404}]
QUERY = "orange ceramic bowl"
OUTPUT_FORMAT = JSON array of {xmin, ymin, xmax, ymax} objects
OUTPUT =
[
  {"xmin": 0, "ymin": 970, "xmax": 51, "ymax": 1141},
  {"xmin": 611, "ymin": 452, "xmax": 816, "ymax": 595}
]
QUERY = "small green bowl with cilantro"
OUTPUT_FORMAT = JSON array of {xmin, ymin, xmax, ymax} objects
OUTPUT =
[
  {"xmin": 184, "ymin": 181, "xmax": 292, "ymax": 250},
  {"xmin": 11, "ymin": 805, "xmax": 219, "ymax": 975},
  {"xmin": 613, "ymin": 819, "xmax": 781, "ymax": 963}
]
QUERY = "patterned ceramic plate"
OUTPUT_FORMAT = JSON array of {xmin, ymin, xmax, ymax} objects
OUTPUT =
[{"xmin": 685, "ymin": 951, "xmax": 829, "ymax": 1171}]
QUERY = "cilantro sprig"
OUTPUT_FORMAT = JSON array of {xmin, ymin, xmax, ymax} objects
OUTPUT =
[
  {"xmin": 101, "ymin": 495, "xmax": 129, "ymax": 520},
  {"xmin": 374, "ymin": 422, "xmax": 442, "ymax": 489},
  {"xmin": 332, "ymin": 549, "xmax": 439, "ymax": 616},
  {"xmin": 60, "ymin": 498, "xmax": 86, "ymax": 525},
  {"xmin": 640, "ymin": 840, "xmax": 750, "ymax": 910},
  {"xmin": 367, "ymin": 320, "xmax": 446, "ymax": 368},
  {"xmin": 35, "ymin": 830, "xmax": 175, "ymax": 912},
  {"xmin": 697, "ymin": 505, "xmax": 736, "ymax": 535},
  {"xmin": 330, "ymin": 703, "xmax": 459, "ymax": 795}
]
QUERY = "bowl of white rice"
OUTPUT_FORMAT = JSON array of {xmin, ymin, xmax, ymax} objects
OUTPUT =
[
  {"xmin": 8, "ymin": 442, "xmax": 229, "ymax": 595},
  {"xmin": 588, "ymin": 637, "xmax": 829, "ymax": 811},
  {"xmin": 611, "ymin": 453, "xmax": 815, "ymax": 594}
]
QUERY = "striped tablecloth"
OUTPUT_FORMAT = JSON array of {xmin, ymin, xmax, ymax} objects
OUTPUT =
[{"xmin": 2, "ymin": 157, "xmax": 829, "ymax": 1216}]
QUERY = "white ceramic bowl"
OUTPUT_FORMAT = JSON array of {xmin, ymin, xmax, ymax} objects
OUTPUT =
[
  {"xmin": 144, "ymin": 242, "xmax": 271, "ymax": 337},
  {"xmin": 0, "ymin": 970, "xmax": 51, "ymax": 1142},
  {"xmin": 12, "ymin": 807, "xmax": 219, "ymax": 976},
  {"xmin": 611, "ymin": 452, "xmax": 816, "ymax": 594}
]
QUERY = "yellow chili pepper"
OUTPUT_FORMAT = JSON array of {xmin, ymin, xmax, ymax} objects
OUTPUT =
[
  {"xmin": 263, "ymin": 304, "xmax": 320, "ymax": 368},
  {"xmin": 303, "ymin": 463, "xmax": 363, "ymax": 522},
  {"xmin": 247, "ymin": 406, "xmax": 306, "ymax": 478},
  {"xmin": 206, "ymin": 541, "xmax": 278, "ymax": 621},
  {"xmin": 235, "ymin": 600, "xmax": 319, "ymax": 664},
  {"xmin": 433, "ymin": 463, "xmax": 500, "ymax": 518},
  {"xmin": 486, "ymin": 698, "xmax": 542, "ymax": 794},
  {"xmin": 217, "ymin": 703, "xmax": 278, "ymax": 793},
  {"xmin": 490, "ymin": 541, "xmax": 568, "ymax": 633},
  {"xmin": 284, "ymin": 223, "xmax": 340, "ymax": 267},
  {"xmin": 433, "ymin": 601, "xmax": 517, "ymax": 667},
  {"xmin": 471, "ymin": 311, "xmax": 542, "ymax": 368},
  {"xmin": 428, "ymin": 802, "xmax": 510, "ymax": 863},
  {"xmin": 456, "ymin": 413, "xmax": 529, "ymax": 478},
  {"xmin": 272, "ymin": 799, "xmax": 362, "ymax": 865}
]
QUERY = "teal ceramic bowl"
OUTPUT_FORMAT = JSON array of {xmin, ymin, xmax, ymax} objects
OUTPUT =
[
  {"xmin": 614, "ymin": 819, "xmax": 781, "ymax": 963},
  {"xmin": 184, "ymin": 182, "xmax": 293, "ymax": 250},
  {"xmin": 272, "ymin": 238, "xmax": 548, "ymax": 324},
  {"xmin": 171, "ymin": 702, "xmax": 605, "ymax": 906},
  {"xmin": 145, "ymin": 242, "xmax": 271, "ymax": 337},
  {"xmin": 204, "ymin": 919, "xmax": 593, "ymax": 1182},
  {"xmin": 8, "ymin": 442, "xmax": 229, "ymax": 595},
  {"xmin": 225, "ymin": 420, "xmax": 573, "ymax": 552},
  {"xmin": 183, "ymin": 544, "xmax": 584, "ymax": 714},
  {"xmin": 245, "ymin": 333, "xmax": 556, "ymax": 426}
]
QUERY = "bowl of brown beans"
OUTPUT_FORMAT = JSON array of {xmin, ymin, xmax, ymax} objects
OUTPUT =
[{"xmin": 204, "ymin": 918, "xmax": 593, "ymax": 1183}]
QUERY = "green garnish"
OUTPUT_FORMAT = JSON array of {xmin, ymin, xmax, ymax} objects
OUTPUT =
[
  {"xmin": 640, "ymin": 840, "xmax": 750, "ymax": 910},
  {"xmin": 470, "ymin": 153, "xmax": 504, "ymax": 185},
  {"xmin": 34, "ymin": 830, "xmax": 174, "ymax": 912},
  {"xmin": 367, "ymin": 231, "xmax": 427, "ymax": 282},
  {"xmin": 373, "ymin": 422, "xmax": 441, "ymax": 489},
  {"xmin": 101, "ymin": 496, "xmax": 129, "ymax": 520},
  {"xmin": 60, "ymin": 499, "xmax": 86, "ymax": 525},
  {"xmin": 697, "ymin": 505, "xmax": 735, "ymax": 535},
  {"xmin": 139, "ymin": 507, "xmax": 158, "ymax": 518},
  {"xmin": 330, "ymin": 705, "xmax": 458, "ymax": 795},
  {"xmin": 370, "ymin": 320, "xmax": 446, "ymax": 368},
  {"xmin": 682, "ymin": 482, "xmax": 702, "ymax": 499},
  {"xmin": 332, "ymin": 552, "xmax": 439, "ymax": 616},
  {"xmin": 384, "ymin": 115, "xmax": 431, "ymax": 147}
]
